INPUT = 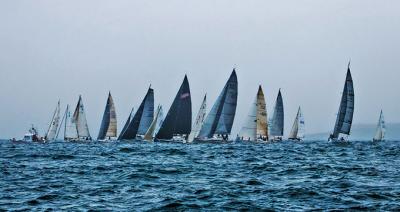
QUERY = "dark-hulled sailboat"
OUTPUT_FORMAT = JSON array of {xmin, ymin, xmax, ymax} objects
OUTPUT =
[
  {"xmin": 269, "ymin": 89, "xmax": 284, "ymax": 141},
  {"xmin": 329, "ymin": 63, "xmax": 354, "ymax": 142},
  {"xmin": 155, "ymin": 75, "xmax": 192, "ymax": 142},
  {"xmin": 197, "ymin": 69, "xmax": 238, "ymax": 141},
  {"xmin": 97, "ymin": 92, "xmax": 117, "ymax": 141},
  {"xmin": 118, "ymin": 87, "xmax": 154, "ymax": 140}
]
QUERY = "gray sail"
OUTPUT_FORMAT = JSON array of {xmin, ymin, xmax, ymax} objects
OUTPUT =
[
  {"xmin": 97, "ymin": 92, "xmax": 117, "ymax": 140},
  {"xmin": 332, "ymin": 64, "xmax": 354, "ymax": 139},
  {"xmin": 72, "ymin": 95, "xmax": 91, "ymax": 139},
  {"xmin": 118, "ymin": 107, "xmax": 134, "ymax": 140},
  {"xmin": 198, "ymin": 69, "xmax": 238, "ymax": 139},
  {"xmin": 269, "ymin": 89, "xmax": 284, "ymax": 137}
]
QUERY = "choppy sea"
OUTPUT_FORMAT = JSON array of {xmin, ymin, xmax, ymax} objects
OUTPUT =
[{"xmin": 0, "ymin": 139, "xmax": 399, "ymax": 211}]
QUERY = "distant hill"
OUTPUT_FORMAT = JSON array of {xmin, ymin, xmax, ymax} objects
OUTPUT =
[{"xmin": 306, "ymin": 123, "xmax": 400, "ymax": 141}]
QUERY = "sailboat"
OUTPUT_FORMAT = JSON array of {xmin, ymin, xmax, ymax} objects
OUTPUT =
[
  {"xmin": 117, "ymin": 107, "xmax": 134, "ymax": 140},
  {"xmin": 373, "ymin": 110, "xmax": 385, "ymax": 142},
  {"xmin": 328, "ymin": 62, "xmax": 354, "ymax": 142},
  {"xmin": 288, "ymin": 107, "xmax": 305, "ymax": 141},
  {"xmin": 188, "ymin": 94, "xmax": 207, "ymax": 143},
  {"xmin": 143, "ymin": 105, "xmax": 163, "ymax": 141},
  {"xmin": 44, "ymin": 100, "xmax": 61, "ymax": 141},
  {"xmin": 269, "ymin": 89, "xmax": 284, "ymax": 141},
  {"xmin": 197, "ymin": 69, "xmax": 238, "ymax": 142},
  {"xmin": 118, "ymin": 87, "xmax": 154, "ymax": 140},
  {"xmin": 67, "ymin": 95, "xmax": 92, "ymax": 141},
  {"xmin": 238, "ymin": 86, "xmax": 268, "ymax": 142},
  {"xmin": 155, "ymin": 75, "xmax": 192, "ymax": 142},
  {"xmin": 97, "ymin": 92, "xmax": 117, "ymax": 141},
  {"xmin": 64, "ymin": 104, "xmax": 79, "ymax": 141}
]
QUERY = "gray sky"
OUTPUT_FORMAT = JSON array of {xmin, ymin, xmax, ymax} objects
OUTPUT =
[{"xmin": 0, "ymin": 0, "xmax": 399, "ymax": 138}]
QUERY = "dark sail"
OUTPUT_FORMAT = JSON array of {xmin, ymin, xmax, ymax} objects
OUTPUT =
[
  {"xmin": 270, "ymin": 89, "xmax": 284, "ymax": 137},
  {"xmin": 117, "ymin": 107, "xmax": 134, "ymax": 140},
  {"xmin": 119, "ymin": 88, "xmax": 154, "ymax": 140},
  {"xmin": 97, "ymin": 92, "xmax": 117, "ymax": 140},
  {"xmin": 156, "ymin": 75, "xmax": 192, "ymax": 140},
  {"xmin": 198, "ymin": 70, "xmax": 238, "ymax": 138},
  {"xmin": 332, "ymin": 65, "xmax": 354, "ymax": 139}
]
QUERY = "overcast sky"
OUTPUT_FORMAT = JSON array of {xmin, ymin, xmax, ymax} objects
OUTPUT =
[{"xmin": 0, "ymin": 0, "xmax": 399, "ymax": 139}]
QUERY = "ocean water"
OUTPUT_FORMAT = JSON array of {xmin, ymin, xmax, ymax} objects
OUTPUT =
[{"xmin": 0, "ymin": 140, "xmax": 399, "ymax": 211}]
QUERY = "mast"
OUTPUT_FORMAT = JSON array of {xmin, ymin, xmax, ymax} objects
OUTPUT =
[
  {"xmin": 198, "ymin": 69, "xmax": 238, "ymax": 139},
  {"xmin": 97, "ymin": 92, "xmax": 117, "ymax": 140},
  {"xmin": 156, "ymin": 75, "xmax": 192, "ymax": 140},
  {"xmin": 188, "ymin": 94, "xmax": 207, "ymax": 142},
  {"xmin": 269, "ymin": 89, "xmax": 284, "ymax": 138},
  {"xmin": 331, "ymin": 63, "xmax": 354, "ymax": 139},
  {"xmin": 119, "ymin": 88, "xmax": 154, "ymax": 140},
  {"xmin": 56, "ymin": 105, "xmax": 68, "ymax": 140}
]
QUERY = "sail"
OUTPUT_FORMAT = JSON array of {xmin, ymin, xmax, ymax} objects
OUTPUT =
[
  {"xmin": 73, "ymin": 95, "xmax": 91, "ymax": 139},
  {"xmin": 332, "ymin": 65, "xmax": 354, "ymax": 139},
  {"xmin": 269, "ymin": 89, "xmax": 284, "ymax": 137},
  {"xmin": 154, "ymin": 106, "xmax": 164, "ymax": 135},
  {"xmin": 156, "ymin": 75, "xmax": 192, "ymax": 140},
  {"xmin": 117, "ymin": 107, "xmax": 134, "ymax": 140},
  {"xmin": 97, "ymin": 92, "xmax": 117, "ymax": 140},
  {"xmin": 198, "ymin": 70, "xmax": 238, "ymax": 138},
  {"xmin": 289, "ymin": 107, "xmax": 305, "ymax": 139},
  {"xmin": 64, "ymin": 105, "xmax": 78, "ymax": 140},
  {"xmin": 119, "ymin": 88, "xmax": 154, "ymax": 140},
  {"xmin": 238, "ymin": 94, "xmax": 258, "ymax": 141},
  {"xmin": 144, "ymin": 105, "xmax": 162, "ymax": 141},
  {"xmin": 45, "ymin": 101, "xmax": 61, "ymax": 140},
  {"xmin": 373, "ymin": 110, "xmax": 385, "ymax": 141},
  {"xmin": 256, "ymin": 86, "xmax": 268, "ymax": 139},
  {"xmin": 188, "ymin": 94, "xmax": 207, "ymax": 142}
]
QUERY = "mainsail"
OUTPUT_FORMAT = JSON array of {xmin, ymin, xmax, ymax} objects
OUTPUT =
[
  {"xmin": 119, "ymin": 87, "xmax": 154, "ymax": 140},
  {"xmin": 64, "ymin": 104, "xmax": 78, "ymax": 140},
  {"xmin": 118, "ymin": 107, "xmax": 134, "ymax": 140},
  {"xmin": 288, "ymin": 107, "xmax": 305, "ymax": 140},
  {"xmin": 45, "ymin": 100, "xmax": 61, "ymax": 141},
  {"xmin": 331, "ymin": 64, "xmax": 354, "ymax": 139},
  {"xmin": 97, "ymin": 92, "xmax": 117, "ymax": 140},
  {"xmin": 156, "ymin": 75, "xmax": 192, "ymax": 140},
  {"xmin": 373, "ymin": 110, "xmax": 385, "ymax": 141},
  {"xmin": 188, "ymin": 94, "xmax": 207, "ymax": 142},
  {"xmin": 198, "ymin": 69, "xmax": 238, "ymax": 139},
  {"xmin": 73, "ymin": 95, "xmax": 91, "ymax": 139},
  {"xmin": 269, "ymin": 89, "xmax": 284, "ymax": 138},
  {"xmin": 144, "ymin": 105, "xmax": 163, "ymax": 141},
  {"xmin": 238, "ymin": 86, "xmax": 268, "ymax": 141}
]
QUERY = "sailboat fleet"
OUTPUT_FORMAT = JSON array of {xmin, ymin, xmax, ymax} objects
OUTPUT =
[{"xmin": 16, "ymin": 63, "xmax": 388, "ymax": 143}]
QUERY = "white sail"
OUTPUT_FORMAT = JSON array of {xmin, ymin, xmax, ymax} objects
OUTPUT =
[
  {"xmin": 45, "ymin": 101, "xmax": 61, "ymax": 141},
  {"xmin": 288, "ymin": 107, "xmax": 305, "ymax": 140},
  {"xmin": 73, "ymin": 95, "xmax": 91, "ymax": 139},
  {"xmin": 373, "ymin": 110, "xmax": 385, "ymax": 141},
  {"xmin": 239, "ymin": 95, "xmax": 258, "ymax": 141},
  {"xmin": 144, "ymin": 105, "xmax": 163, "ymax": 141},
  {"xmin": 64, "ymin": 105, "xmax": 78, "ymax": 140},
  {"xmin": 188, "ymin": 95, "xmax": 207, "ymax": 142}
]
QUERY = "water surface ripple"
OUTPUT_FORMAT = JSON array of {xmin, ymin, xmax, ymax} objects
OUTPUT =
[{"xmin": 1, "ymin": 140, "xmax": 399, "ymax": 210}]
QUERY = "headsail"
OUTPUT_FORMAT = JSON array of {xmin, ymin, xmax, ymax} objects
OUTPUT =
[
  {"xmin": 119, "ymin": 87, "xmax": 154, "ymax": 140},
  {"xmin": 288, "ymin": 107, "xmax": 305, "ymax": 140},
  {"xmin": 156, "ymin": 75, "xmax": 192, "ymax": 140},
  {"xmin": 188, "ymin": 94, "xmax": 207, "ymax": 142},
  {"xmin": 331, "ymin": 63, "xmax": 354, "ymax": 139},
  {"xmin": 239, "ymin": 86, "xmax": 268, "ymax": 141},
  {"xmin": 198, "ymin": 69, "xmax": 238, "ymax": 139},
  {"xmin": 64, "ymin": 105, "xmax": 78, "ymax": 140},
  {"xmin": 117, "ymin": 107, "xmax": 134, "ymax": 140},
  {"xmin": 269, "ymin": 89, "xmax": 284, "ymax": 138},
  {"xmin": 373, "ymin": 110, "xmax": 385, "ymax": 141},
  {"xmin": 144, "ymin": 105, "xmax": 163, "ymax": 141},
  {"xmin": 97, "ymin": 92, "xmax": 117, "ymax": 140},
  {"xmin": 45, "ymin": 100, "xmax": 61, "ymax": 141},
  {"xmin": 73, "ymin": 95, "xmax": 91, "ymax": 139}
]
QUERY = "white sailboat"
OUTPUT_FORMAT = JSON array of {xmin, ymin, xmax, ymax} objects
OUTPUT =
[
  {"xmin": 188, "ymin": 94, "xmax": 207, "ymax": 143},
  {"xmin": 64, "ymin": 104, "xmax": 79, "ymax": 141},
  {"xmin": 288, "ymin": 107, "xmax": 305, "ymax": 141},
  {"xmin": 373, "ymin": 110, "xmax": 385, "ymax": 142},
  {"xmin": 329, "ymin": 62, "xmax": 354, "ymax": 142},
  {"xmin": 44, "ymin": 100, "xmax": 61, "ymax": 141},
  {"xmin": 238, "ymin": 86, "xmax": 268, "ymax": 142},
  {"xmin": 143, "ymin": 105, "xmax": 163, "ymax": 141}
]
